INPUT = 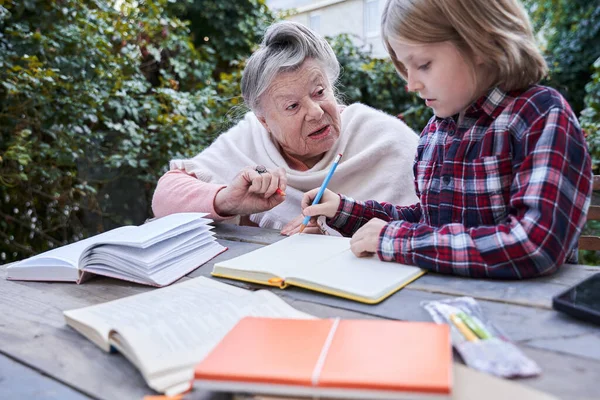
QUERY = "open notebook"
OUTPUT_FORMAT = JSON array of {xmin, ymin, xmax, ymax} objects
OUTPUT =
[
  {"xmin": 64, "ymin": 277, "xmax": 312, "ymax": 395},
  {"xmin": 195, "ymin": 317, "xmax": 452, "ymax": 399},
  {"xmin": 6, "ymin": 213, "xmax": 226, "ymax": 287},
  {"xmin": 211, "ymin": 234, "xmax": 425, "ymax": 304}
]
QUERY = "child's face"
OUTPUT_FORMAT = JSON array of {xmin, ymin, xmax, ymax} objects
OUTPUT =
[{"xmin": 389, "ymin": 39, "xmax": 484, "ymax": 118}]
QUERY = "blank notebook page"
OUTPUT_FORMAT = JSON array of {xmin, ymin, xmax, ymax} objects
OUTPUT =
[
  {"xmin": 213, "ymin": 234, "xmax": 344, "ymax": 277},
  {"xmin": 294, "ymin": 246, "xmax": 422, "ymax": 298}
]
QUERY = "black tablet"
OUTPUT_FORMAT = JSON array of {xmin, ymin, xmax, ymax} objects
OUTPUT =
[{"xmin": 552, "ymin": 272, "xmax": 600, "ymax": 325}]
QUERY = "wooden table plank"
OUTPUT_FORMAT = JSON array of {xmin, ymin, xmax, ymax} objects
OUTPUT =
[
  {"xmin": 409, "ymin": 264, "xmax": 599, "ymax": 309},
  {"xmin": 187, "ymin": 239, "xmax": 265, "ymax": 288},
  {"xmin": 1, "ymin": 224, "xmax": 598, "ymax": 400},
  {"xmin": 0, "ymin": 274, "xmax": 156, "ymax": 400},
  {"xmin": 0, "ymin": 353, "xmax": 92, "ymax": 400},
  {"xmin": 1, "ymin": 270, "xmax": 597, "ymax": 400},
  {"xmin": 274, "ymin": 285, "xmax": 600, "ymax": 359},
  {"xmin": 213, "ymin": 223, "xmax": 285, "ymax": 245}
]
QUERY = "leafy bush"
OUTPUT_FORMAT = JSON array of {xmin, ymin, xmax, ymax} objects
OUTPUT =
[
  {"xmin": 581, "ymin": 57, "xmax": 600, "ymax": 169},
  {"xmin": 0, "ymin": 0, "xmax": 235, "ymax": 262},
  {"xmin": 170, "ymin": 0, "xmax": 274, "ymax": 67},
  {"xmin": 524, "ymin": 0, "xmax": 600, "ymax": 115}
]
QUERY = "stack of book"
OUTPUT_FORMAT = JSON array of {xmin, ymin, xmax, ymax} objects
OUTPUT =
[{"xmin": 6, "ymin": 212, "xmax": 226, "ymax": 286}]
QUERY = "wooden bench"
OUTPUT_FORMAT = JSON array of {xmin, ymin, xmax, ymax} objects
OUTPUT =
[{"xmin": 579, "ymin": 175, "xmax": 600, "ymax": 251}]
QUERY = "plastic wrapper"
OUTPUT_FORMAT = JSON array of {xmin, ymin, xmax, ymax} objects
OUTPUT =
[{"xmin": 422, "ymin": 296, "xmax": 541, "ymax": 378}]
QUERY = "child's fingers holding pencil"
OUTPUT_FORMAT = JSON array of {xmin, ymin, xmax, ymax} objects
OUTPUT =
[
  {"xmin": 301, "ymin": 188, "xmax": 340, "ymax": 219},
  {"xmin": 300, "ymin": 188, "xmax": 321, "ymax": 210},
  {"xmin": 282, "ymin": 218, "xmax": 320, "ymax": 236}
]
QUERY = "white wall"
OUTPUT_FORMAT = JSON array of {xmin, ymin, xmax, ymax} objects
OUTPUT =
[{"xmin": 270, "ymin": 0, "xmax": 387, "ymax": 58}]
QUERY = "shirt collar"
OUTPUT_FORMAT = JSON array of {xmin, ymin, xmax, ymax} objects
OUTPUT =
[
  {"xmin": 435, "ymin": 86, "xmax": 520, "ymax": 123},
  {"xmin": 465, "ymin": 86, "xmax": 525, "ymax": 119}
]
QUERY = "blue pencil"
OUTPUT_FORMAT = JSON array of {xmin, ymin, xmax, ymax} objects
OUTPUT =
[{"xmin": 299, "ymin": 153, "xmax": 343, "ymax": 233}]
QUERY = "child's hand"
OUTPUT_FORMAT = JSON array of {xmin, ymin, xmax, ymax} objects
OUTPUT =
[
  {"xmin": 301, "ymin": 188, "xmax": 341, "ymax": 220},
  {"xmin": 350, "ymin": 218, "xmax": 387, "ymax": 257},
  {"xmin": 281, "ymin": 214, "xmax": 321, "ymax": 236}
]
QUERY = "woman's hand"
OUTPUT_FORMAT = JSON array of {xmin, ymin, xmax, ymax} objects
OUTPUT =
[
  {"xmin": 300, "ymin": 188, "xmax": 341, "ymax": 223},
  {"xmin": 214, "ymin": 166, "xmax": 287, "ymax": 216},
  {"xmin": 350, "ymin": 218, "xmax": 387, "ymax": 257}
]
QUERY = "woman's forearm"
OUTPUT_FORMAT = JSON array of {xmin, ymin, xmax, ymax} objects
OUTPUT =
[{"xmin": 151, "ymin": 170, "xmax": 232, "ymax": 221}]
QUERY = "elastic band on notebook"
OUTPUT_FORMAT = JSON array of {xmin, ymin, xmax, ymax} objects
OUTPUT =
[
  {"xmin": 267, "ymin": 277, "xmax": 285, "ymax": 288},
  {"xmin": 311, "ymin": 318, "xmax": 340, "ymax": 386}
]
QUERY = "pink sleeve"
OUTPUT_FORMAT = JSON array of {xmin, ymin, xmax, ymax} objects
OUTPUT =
[{"xmin": 151, "ymin": 170, "xmax": 233, "ymax": 221}]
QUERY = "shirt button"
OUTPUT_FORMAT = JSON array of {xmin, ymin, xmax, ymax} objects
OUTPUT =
[
  {"xmin": 443, "ymin": 176, "xmax": 451, "ymax": 185},
  {"xmin": 448, "ymin": 130, "xmax": 455, "ymax": 136}
]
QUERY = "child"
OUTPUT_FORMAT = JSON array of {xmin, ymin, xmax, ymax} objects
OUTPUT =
[{"xmin": 301, "ymin": 0, "xmax": 593, "ymax": 279}]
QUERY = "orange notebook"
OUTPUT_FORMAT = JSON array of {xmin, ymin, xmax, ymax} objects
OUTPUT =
[{"xmin": 194, "ymin": 317, "xmax": 452, "ymax": 399}]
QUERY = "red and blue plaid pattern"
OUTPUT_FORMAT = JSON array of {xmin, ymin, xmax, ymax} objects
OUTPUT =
[{"xmin": 329, "ymin": 85, "xmax": 592, "ymax": 279}]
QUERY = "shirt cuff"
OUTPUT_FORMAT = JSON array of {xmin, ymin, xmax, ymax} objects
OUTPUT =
[
  {"xmin": 327, "ymin": 194, "xmax": 356, "ymax": 229},
  {"xmin": 378, "ymin": 220, "xmax": 412, "ymax": 263}
]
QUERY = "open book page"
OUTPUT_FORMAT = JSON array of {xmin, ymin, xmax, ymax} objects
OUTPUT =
[
  {"xmin": 82, "ymin": 240, "xmax": 225, "ymax": 287},
  {"xmin": 100, "ymin": 212, "xmax": 211, "ymax": 248},
  {"xmin": 64, "ymin": 277, "xmax": 312, "ymax": 394},
  {"xmin": 88, "ymin": 228, "xmax": 214, "ymax": 267},
  {"xmin": 6, "ymin": 225, "xmax": 136, "ymax": 281},
  {"xmin": 6, "ymin": 213, "xmax": 219, "ymax": 284}
]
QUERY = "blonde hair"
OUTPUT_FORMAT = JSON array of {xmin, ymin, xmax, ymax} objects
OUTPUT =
[{"xmin": 381, "ymin": 0, "xmax": 548, "ymax": 91}]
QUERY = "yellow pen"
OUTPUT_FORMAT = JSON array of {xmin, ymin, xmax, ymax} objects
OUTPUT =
[
  {"xmin": 449, "ymin": 314, "xmax": 479, "ymax": 342},
  {"xmin": 457, "ymin": 312, "xmax": 493, "ymax": 339}
]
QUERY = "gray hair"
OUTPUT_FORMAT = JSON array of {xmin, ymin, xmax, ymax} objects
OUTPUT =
[{"xmin": 241, "ymin": 21, "xmax": 341, "ymax": 113}]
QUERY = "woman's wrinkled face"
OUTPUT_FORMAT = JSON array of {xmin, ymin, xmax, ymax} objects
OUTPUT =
[{"xmin": 256, "ymin": 59, "xmax": 341, "ymax": 168}]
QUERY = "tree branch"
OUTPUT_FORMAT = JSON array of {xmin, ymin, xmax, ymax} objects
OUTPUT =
[
  {"xmin": 0, "ymin": 210, "xmax": 63, "ymax": 246},
  {"xmin": 0, "ymin": 231, "xmax": 35, "ymax": 256}
]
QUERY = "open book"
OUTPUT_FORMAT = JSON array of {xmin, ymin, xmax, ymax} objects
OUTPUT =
[
  {"xmin": 6, "ymin": 213, "xmax": 226, "ymax": 287},
  {"xmin": 195, "ymin": 317, "xmax": 452, "ymax": 399},
  {"xmin": 64, "ymin": 277, "xmax": 313, "ymax": 395},
  {"xmin": 211, "ymin": 234, "xmax": 425, "ymax": 304}
]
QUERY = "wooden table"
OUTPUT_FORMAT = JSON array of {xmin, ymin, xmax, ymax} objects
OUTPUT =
[{"xmin": 1, "ymin": 224, "xmax": 599, "ymax": 400}]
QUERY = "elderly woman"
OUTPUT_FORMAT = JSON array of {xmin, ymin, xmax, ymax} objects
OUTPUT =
[{"xmin": 152, "ymin": 21, "xmax": 418, "ymax": 235}]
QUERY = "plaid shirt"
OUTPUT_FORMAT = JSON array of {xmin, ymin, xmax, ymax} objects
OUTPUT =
[{"xmin": 329, "ymin": 85, "xmax": 592, "ymax": 279}]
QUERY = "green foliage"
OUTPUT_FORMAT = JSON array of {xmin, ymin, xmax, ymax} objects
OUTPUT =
[
  {"xmin": 0, "ymin": 0, "xmax": 230, "ymax": 261},
  {"xmin": 524, "ymin": 0, "xmax": 600, "ymax": 114},
  {"xmin": 328, "ymin": 34, "xmax": 432, "ymax": 133},
  {"xmin": 581, "ymin": 57, "xmax": 600, "ymax": 169},
  {"xmin": 170, "ymin": 0, "xmax": 275, "ymax": 67},
  {"xmin": 579, "ymin": 57, "xmax": 600, "ymax": 263}
]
